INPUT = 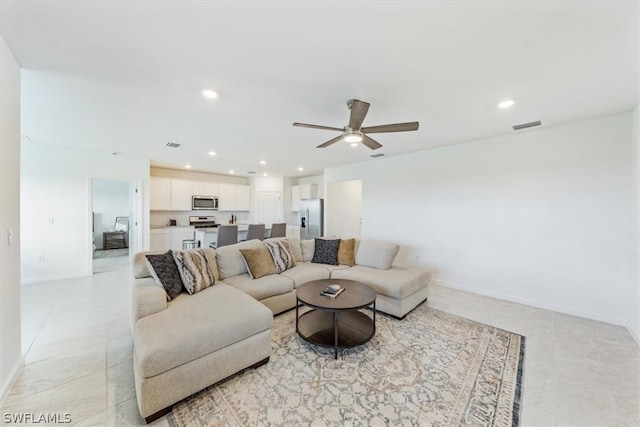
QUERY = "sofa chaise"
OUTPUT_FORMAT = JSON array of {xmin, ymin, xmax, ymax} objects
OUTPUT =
[{"xmin": 131, "ymin": 237, "xmax": 431, "ymax": 422}]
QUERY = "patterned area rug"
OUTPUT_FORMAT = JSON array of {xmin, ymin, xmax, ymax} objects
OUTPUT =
[{"xmin": 168, "ymin": 305, "xmax": 525, "ymax": 426}]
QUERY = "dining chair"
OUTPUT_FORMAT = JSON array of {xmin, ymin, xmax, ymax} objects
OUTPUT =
[
  {"xmin": 246, "ymin": 224, "xmax": 266, "ymax": 241},
  {"xmin": 211, "ymin": 225, "xmax": 238, "ymax": 248},
  {"xmin": 269, "ymin": 223, "xmax": 287, "ymax": 238}
]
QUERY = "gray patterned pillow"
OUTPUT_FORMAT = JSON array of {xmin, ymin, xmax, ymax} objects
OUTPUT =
[
  {"xmin": 264, "ymin": 240, "xmax": 296, "ymax": 273},
  {"xmin": 311, "ymin": 238, "xmax": 341, "ymax": 265},
  {"xmin": 145, "ymin": 251, "xmax": 183, "ymax": 300},
  {"xmin": 172, "ymin": 249, "xmax": 217, "ymax": 295}
]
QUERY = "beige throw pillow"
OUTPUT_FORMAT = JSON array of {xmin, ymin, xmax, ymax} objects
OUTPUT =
[
  {"xmin": 337, "ymin": 238, "xmax": 356, "ymax": 266},
  {"xmin": 239, "ymin": 247, "xmax": 278, "ymax": 279}
]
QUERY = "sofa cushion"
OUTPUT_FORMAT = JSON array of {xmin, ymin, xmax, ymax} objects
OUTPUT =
[
  {"xmin": 239, "ymin": 247, "xmax": 277, "ymax": 279},
  {"xmin": 134, "ymin": 283, "xmax": 272, "ymax": 378},
  {"xmin": 337, "ymin": 238, "xmax": 356, "ymax": 266},
  {"xmin": 331, "ymin": 265, "xmax": 430, "ymax": 299},
  {"xmin": 280, "ymin": 263, "xmax": 330, "ymax": 287},
  {"xmin": 355, "ymin": 240, "xmax": 400, "ymax": 270},
  {"xmin": 301, "ymin": 239, "xmax": 314, "ymax": 262},
  {"xmin": 145, "ymin": 251, "xmax": 183, "ymax": 300},
  {"xmin": 307, "ymin": 262, "xmax": 350, "ymax": 273},
  {"xmin": 173, "ymin": 249, "xmax": 218, "ymax": 295},
  {"xmin": 311, "ymin": 238, "xmax": 341, "ymax": 265},
  {"xmin": 264, "ymin": 240, "xmax": 296, "ymax": 273},
  {"xmin": 223, "ymin": 273, "xmax": 294, "ymax": 301},
  {"xmin": 215, "ymin": 239, "xmax": 264, "ymax": 280}
]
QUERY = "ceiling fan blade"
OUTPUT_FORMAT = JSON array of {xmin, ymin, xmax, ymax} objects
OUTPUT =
[
  {"xmin": 316, "ymin": 134, "xmax": 345, "ymax": 149},
  {"xmin": 361, "ymin": 134, "xmax": 383, "ymax": 150},
  {"xmin": 348, "ymin": 100, "xmax": 370, "ymax": 130},
  {"xmin": 361, "ymin": 122, "xmax": 419, "ymax": 134},
  {"xmin": 293, "ymin": 122, "xmax": 344, "ymax": 132}
]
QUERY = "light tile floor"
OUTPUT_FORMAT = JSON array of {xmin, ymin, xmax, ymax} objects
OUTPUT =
[{"xmin": 2, "ymin": 268, "xmax": 639, "ymax": 426}]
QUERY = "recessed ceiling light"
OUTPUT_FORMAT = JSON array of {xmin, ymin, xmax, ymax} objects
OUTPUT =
[
  {"xmin": 498, "ymin": 99, "xmax": 515, "ymax": 109},
  {"xmin": 263, "ymin": 173, "xmax": 268, "ymax": 177},
  {"xmin": 260, "ymin": 160, "xmax": 266, "ymax": 165},
  {"xmin": 298, "ymin": 167, "xmax": 304, "ymax": 171},
  {"xmin": 202, "ymin": 89, "xmax": 219, "ymax": 99},
  {"xmin": 208, "ymin": 151, "xmax": 217, "ymax": 156},
  {"xmin": 185, "ymin": 164, "xmax": 192, "ymax": 169},
  {"xmin": 229, "ymin": 170, "xmax": 235, "ymax": 174},
  {"xmin": 350, "ymin": 143, "xmax": 359, "ymax": 147}
]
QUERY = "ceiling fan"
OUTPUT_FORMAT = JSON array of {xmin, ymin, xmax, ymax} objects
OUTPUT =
[{"xmin": 293, "ymin": 99, "xmax": 419, "ymax": 150}]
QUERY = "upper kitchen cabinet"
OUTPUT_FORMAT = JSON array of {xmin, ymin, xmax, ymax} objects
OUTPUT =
[
  {"xmin": 291, "ymin": 185, "xmax": 301, "ymax": 211},
  {"xmin": 150, "ymin": 177, "xmax": 171, "ymax": 210},
  {"xmin": 170, "ymin": 179, "xmax": 194, "ymax": 211},
  {"xmin": 291, "ymin": 183, "xmax": 317, "ymax": 211},
  {"xmin": 218, "ymin": 183, "xmax": 251, "ymax": 211},
  {"xmin": 193, "ymin": 181, "xmax": 219, "ymax": 197},
  {"xmin": 300, "ymin": 183, "xmax": 318, "ymax": 199}
]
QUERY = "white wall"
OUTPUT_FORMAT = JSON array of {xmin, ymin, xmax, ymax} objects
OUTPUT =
[
  {"xmin": 0, "ymin": 36, "xmax": 23, "ymax": 405},
  {"xmin": 21, "ymin": 143, "xmax": 149, "ymax": 284},
  {"xmin": 631, "ymin": 105, "xmax": 640, "ymax": 343},
  {"xmin": 325, "ymin": 113, "xmax": 633, "ymax": 325},
  {"xmin": 92, "ymin": 178, "xmax": 130, "ymax": 249}
]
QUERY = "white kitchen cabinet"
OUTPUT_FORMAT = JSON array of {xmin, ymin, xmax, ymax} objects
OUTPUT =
[
  {"xmin": 291, "ymin": 185, "xmax": 301, "ymax": 212},
  {"xmin": 170, "ymin": 227, "xmax": 196, "ymax": 250},
  {"xmin": 193, "ymin": 182, "xmax": 219, "ymax": 197},
  {"xmin": 150, "ymin": 228, "xmax": 170, "ymax": 251},
  {"xmin": 300, "ymin": 183, "xmax": 318, "ymax": 200},
  {"xmin": 150, "ymin": 227, "xmax": 195, "ymax": 251},
  {"xmin": 150, "ymin": 177, "xmax": 171, "ymax": 211},
  {"xmin": 170, "ymin": 179, "xmax": 194, "ymax": 211},
  {"xmin": 218, "ymin": 184, "xmax": 251, "ymax": 211}
]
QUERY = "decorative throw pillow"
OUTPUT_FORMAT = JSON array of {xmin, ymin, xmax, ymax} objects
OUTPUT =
[
  {"xmin": 311, "ymin": 238, "xmax": 341, "ymax": 265},
  {"xmin": 264, "ymin": 240, "xmax": 296, "ymax": 273},
  {"xmin": 172, "ymin": 249, "xmax": 217, "ymax": 295},
  {"xmin": 337, "ymin": 238, "xmax": 356, "ymax": 266},
  {"xmin": 239, "ymin": 247, "xmax": 278, "ymax": 279},
  {"xmin": 145, "ymin": 251, "xmax": 183, "ymax": 300}
]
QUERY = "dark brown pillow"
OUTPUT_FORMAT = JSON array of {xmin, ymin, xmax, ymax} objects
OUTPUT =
[
  {"xmin": 337, "ymin": 239, "xmax": 355, "ymax": 266},
  {"xmin": 239, "ymin": 247, "xmax": 277, "ymax": 279},
  {"xmin": 145, "ymin": 250, "xmax": 183, "ymax": 300},
  {"xmin": 311, "ymin": 238, "xmax": 341, "ymax": 265}
]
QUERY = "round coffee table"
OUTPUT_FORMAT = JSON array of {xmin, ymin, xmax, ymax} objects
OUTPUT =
[{"xmin": 295, "ymin": 279, "xmax": 376, "ymax": 359}]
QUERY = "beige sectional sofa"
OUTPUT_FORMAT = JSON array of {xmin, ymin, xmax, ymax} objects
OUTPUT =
[{"xmin": 131, "ymin": 237, "xmax": 431, "ymax": 422}]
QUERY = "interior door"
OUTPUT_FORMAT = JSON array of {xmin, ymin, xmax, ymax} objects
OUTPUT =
[{"xmin": 257, "ymin": 191, "xmax": 283, "ymax": 228}]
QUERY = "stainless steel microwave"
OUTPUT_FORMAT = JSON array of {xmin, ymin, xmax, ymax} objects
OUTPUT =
[{"xmin": 192, "ymin": 195, "xmax": 219, "ymax": 210}]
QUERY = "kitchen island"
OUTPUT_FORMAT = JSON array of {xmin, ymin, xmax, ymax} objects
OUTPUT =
[{"xmin": 195, "ymin": 225, "xmax": 271, "ymax": 248}]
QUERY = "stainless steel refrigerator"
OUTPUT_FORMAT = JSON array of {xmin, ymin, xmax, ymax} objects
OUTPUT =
[{"xmin": 300, "ymin": 199, "xmax": 324, "ymax": 239}]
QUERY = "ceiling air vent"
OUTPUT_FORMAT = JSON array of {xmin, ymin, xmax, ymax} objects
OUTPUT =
[
  {"xmin": 512, "ymin": 120, "xmax": 541, "ymax": 131},
  {"xmin": 370, "ymin": 153, "xmax": 385, "ymax": 158},
  {"xmin": 165, "ymin": 142, "xmax": 181, "ymax": 148},
  {"xmin": 247, "ymin": 171, "xmax": 256, "ymax": 174}
]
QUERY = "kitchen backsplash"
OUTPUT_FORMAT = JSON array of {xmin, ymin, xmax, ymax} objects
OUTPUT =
[{"xmin": 150, "ymin": 211, "xmax": 249, "ymax": 227}]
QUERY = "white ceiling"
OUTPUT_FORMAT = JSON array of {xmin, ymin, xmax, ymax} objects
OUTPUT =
[{"xmin": 1, "ymin": 1, "xmax": 638, "ymax": 177}]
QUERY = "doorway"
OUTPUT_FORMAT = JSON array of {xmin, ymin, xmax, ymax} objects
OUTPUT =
[
  {"xmin": 91, "ymin": 178, "xmax": 134, "ymax": 273},
  {"xmin": 257, "ymin": 191, "xmax": 283, "ymax": 228},
  {"xmin": 326, "ymin": 180, "xmax": 362, "ymax": 238}
]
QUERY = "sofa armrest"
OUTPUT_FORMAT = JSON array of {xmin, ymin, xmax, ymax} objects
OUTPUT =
[{"xmin": 131, "ymin": 277, "xmax": 168, "ymax": 326}]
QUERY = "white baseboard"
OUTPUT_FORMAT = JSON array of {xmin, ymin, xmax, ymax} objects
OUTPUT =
[
  {"xmin": 0, "ymin": 356, "xmax": 24, "ymax": 407},
  {"xmin": 21, "ymin": 271, "xmax": 88, "ymax": 285},
  {"xmin": 432, "ymin": 279, "xmax": 627, "ymax": 326}
]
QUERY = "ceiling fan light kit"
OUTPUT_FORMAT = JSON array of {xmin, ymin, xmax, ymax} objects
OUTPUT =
[{"xmin": 293, "ymin": 99, "xmax": 419, "ymax": 150}]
